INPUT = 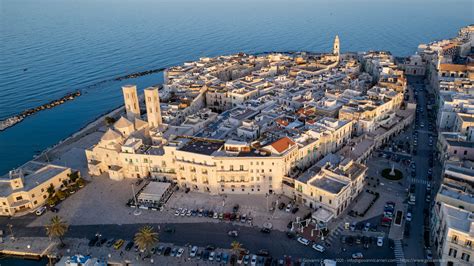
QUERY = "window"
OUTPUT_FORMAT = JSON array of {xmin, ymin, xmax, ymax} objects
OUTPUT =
[
  {"xmin": 268, "ymin": 176, "xmax": 272, "ymax": 181},
  {"xmin": 329, "ymin": 200, "xmax": 332, "ymax": 204},
  {"xmin": 31, "ymin": 194, "xmax": 35, "ymax": 198},
  {"xmin": 33, "ymin": 200, "xmax": 37, "ymax": 205},
  {"xmin": 319, "ymin": 196, "xmax": 322, "ymax": 202},
  {"xmin": 466, "ymin": 240, "xmax": 472, "ymax": 247},
  {"xmin": 240, "ymin": 165, "xmax": 244, "ymax": 171},
  {"xmin": 452, "ymin": 235, "xmax": 458, "ymax": 243},
  {"xmin": 464, "ymin": 150, "xmax": 467, "ymax": 155},
  {"xmin": 230, "ymin": 165, "xmax": 234, "ymax": 171},
  {"xmin": 461, "ymin": 253, "xmax": 470, "ymax": 261},
  {"xmin": 15, "ymin": 196, "xmax": 23, "ymax": 201},
  {"xmin": 43, "ymin": 195, "xmax": 47, "ymax": 199}
]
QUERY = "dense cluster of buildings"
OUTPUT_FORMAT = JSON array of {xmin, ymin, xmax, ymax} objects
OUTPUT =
[
  {"xmin": 416, "ymin": 25, "xmax": 474, "ymax": 266},
  {"xmin": 85, "ymin": 36, "xmax": 414, "ymax": 223}
]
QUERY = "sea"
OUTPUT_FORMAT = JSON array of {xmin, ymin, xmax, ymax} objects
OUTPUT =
[{"xmin": 0, "ymin": 0, "xmax": 473, "ymax": 176}]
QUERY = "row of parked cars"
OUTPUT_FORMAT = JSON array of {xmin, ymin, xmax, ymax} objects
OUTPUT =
[
  {"xmin": 381, "ymin": 201, "xmax": 396, "ymax": 227},
  {"xmin": 174, "ymin": 205, "xmax": 253, "ymax": 224}
]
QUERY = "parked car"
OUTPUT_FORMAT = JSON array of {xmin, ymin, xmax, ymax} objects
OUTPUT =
[
  {"xmin": 260, "ymin": 228, "xmax": 271, "ymax": 234},
  {"xmin": 156, "ymin": 246, "xmax": 164, "ymax": 255},
  {"xmin": 190, "ymin": 246, "xmax": 198, "ymax": 257},
  {"xmin": 35, "ymin": 206, "xmax": 47, "ymax": 216},
  {"xmin": 222, "ymin": 253, "xmax": 229, "ymax": 263},
  {"xmin": 125, "ymin": 241, "xmax": 134, "ymax": 251},
  {"xmin": 177, "ymin": 248, "xmax": 184, "ymax": 257},
  {"xmin": 350, "ymin": 222, "xmax": 356, "ymax": 231},
  {"xmin": 171, "ymin": 247, "xmax": 178, "ymax": 257},
  {"xmin": 233, "ymin": 204, "xmax": 240, "ymax": 212},
  {"xmin": 406, "ymin": 212, "xmax": 412, "ymax": 222},
  {"xmin": 364, "ymin": 222, "xmax": 371, "ymax": 232},
  {"xmin": 377, "ymin": 236, "xmax": 384, "ymax": 247},
  {"xmin": 278, "ymin": 202, "xmax": 285, "ymax": 210},
  {"xmin": 312, "ymin": 244, "xmax": 325, "ymax": 253},
  {"xmin": 250, "ymin": 255, "xmax": 257, "ymax": 266},
  {"xmin": 425, "ymin": 249, "xmax": 433, "ymax": 260},
  {"xmin": 297, "ymin": 237, "xmax": 310, "ymax": 246},
  {"xmin": 285, "ymin": 204, "xmax": 292, "ymax": 212},
  {"xmin": 163, "ymin": 247, "xmax": 171, "ymax": 256},
  {"xmin": 291, "ymin": 207, "xmax": 299, "ymax": 214},
  {"xmin": 88, "ymin": 235, "xmax": 99, "ymax": 247},
  {"xmin": 113, "ymin": 239, "xmax": 124, "ymax": 250},
  {"xmin": 105, "ymin": 238, "xmax": 115, "ymax": 247},
  {"xmin": 352, "ymin": 252, "xmax": 364, "ymax": 259}
]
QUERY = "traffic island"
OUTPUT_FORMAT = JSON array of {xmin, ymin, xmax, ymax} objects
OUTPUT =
[{"xmin": 381, "ymin": 168, "xmax": 403, "ymax": 181}]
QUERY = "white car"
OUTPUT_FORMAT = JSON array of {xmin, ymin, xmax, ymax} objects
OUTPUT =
[
  {"xmin": 180, "ymin": 208, "xmax": 187, "ymax": 216},
  {"xmin": 176, "ymin": 248, "xmax": 184, "ymax": 257},
  {"xmin": 406, "ymin": 212, "xmax": 412, "ymax": 221},
  {"xmin": 352, "ymin": 252, "xmax": 364, "ymax": 259},
  {"xmin": 213, "ymin": 212, "xmax": 219, "ymax": 219},
  {"xmin": 297, "ymin": 237, "xmax": 310, "ymax": 246},
  {"xmin": 186, "ymin": 210, "xmax": 192, "ymax": 216},
  {"xmin": 285, "ymin": 204, "xmax": 292, "ymax": 212},
  {"xmin": 35, "ymin": 206, "xmax": 47, "ymax": 216},
  {"xmin": 190, "ymin": 246, "xmax": 198, "ymax": 257},
  {"xmin": 209, "ymin": 251, "xmax": 215, "ymax": 261},
  {"xmin": 312, "ymin": 244, "xmax": 325, "ymax": 253},
  {"xmin": 250, "ymin": 255, "xmax": 257, "ymax": 266},
  {"xmin": 175, "ymin": 208, "xmax": 182, "ymax": 216},
  {"xmin": 377, "ymin": 236, "xmax": 384, "ymax": 247}
]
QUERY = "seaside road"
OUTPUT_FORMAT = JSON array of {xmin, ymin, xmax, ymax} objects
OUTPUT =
[{"xmin": 3, "ymin": 219, "xmax": 396, "ymax": 265}]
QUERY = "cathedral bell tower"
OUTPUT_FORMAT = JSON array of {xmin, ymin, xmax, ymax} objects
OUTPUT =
[{"xmin": 333, "ymin": 35, "xmax": 340, "ymax": 56}]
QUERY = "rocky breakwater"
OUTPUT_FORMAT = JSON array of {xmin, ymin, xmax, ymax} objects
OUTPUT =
[{"xmin": 0, "ymin": 90, "xmax": 81, "ymax": 131}]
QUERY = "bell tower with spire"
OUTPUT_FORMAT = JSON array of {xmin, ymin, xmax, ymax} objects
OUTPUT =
[{"xmin": 333, "ymin": 35, "xmax": 340, "ymax": 56}]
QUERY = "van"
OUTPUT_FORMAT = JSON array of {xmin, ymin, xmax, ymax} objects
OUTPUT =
[{"xmin": 35, "ymin": 206, "xmax": 47, "ymax": 216}]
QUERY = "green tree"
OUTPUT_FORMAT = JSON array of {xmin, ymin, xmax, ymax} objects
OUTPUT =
[
  {"xmin": 45, "ymin": 216, "xmax": 68, "ymax": 247},
  {"xmin": 76, "ymin": 177, "xmax": 85, "ymax": 188},
  {"xmin": 104, "ymin": 116, "xmax": 116, "ymax": 126},
  {"xmin": 68, "ymin": 171, "xmax": 79, "ymax": 183},
  {"xmin": 47, "ymin": 184, "xmax": 55, "ymax": 196},
  {"xmin": 134, "ymin": 225, "xmax": 158, "ymax": 254},
  {"xmin": 55, "ymin": 190, "xmax": 66, "ymax": 200}
]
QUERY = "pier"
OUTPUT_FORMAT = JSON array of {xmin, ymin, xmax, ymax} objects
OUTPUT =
[{"xmin": 0, "ymin": 91, "xmax": 81, "ymax": 131}]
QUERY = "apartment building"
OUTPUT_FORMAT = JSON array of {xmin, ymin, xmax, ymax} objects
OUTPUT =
[{"xmin": 0, "ymin": 162, "xmax": 72, "ymax": 216}]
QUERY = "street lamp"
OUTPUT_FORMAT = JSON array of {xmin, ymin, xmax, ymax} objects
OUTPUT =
[
  {"xmin": 131, "ymin": 184, "xmax": 141, "ymax": 216},
  {"xmin": 7, "ymin": 224, "xmax": 14, "ymax": 240}
]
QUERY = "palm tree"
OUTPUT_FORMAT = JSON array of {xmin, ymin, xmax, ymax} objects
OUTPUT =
[
  {"xmin": 46, "ymin": 184, "xmax": 55, "ymax": 196},
  {"xmin": 45, "ymin": 216, "xmax": 68, "ymax": 247},
  {"xmin": 134, "ymin": 225, "xmax": 158, "ymax": 254},
  {"xmin": 231, "ymin": 240, "xmax": 242, "ymax": 255}
]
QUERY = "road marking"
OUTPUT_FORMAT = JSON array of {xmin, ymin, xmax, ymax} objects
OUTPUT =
[
  {"xmin": 409, "ymin": 178, "xmax": 431, "ymax": 185},
  {"xmin": 394, "ymin": 239, "xmax": 406, "ymax": 266}
]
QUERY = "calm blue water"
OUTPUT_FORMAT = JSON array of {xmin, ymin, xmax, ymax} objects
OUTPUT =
[{"xmin": 0, "ymin": 0, "xmax": 473, "ymax": 174}]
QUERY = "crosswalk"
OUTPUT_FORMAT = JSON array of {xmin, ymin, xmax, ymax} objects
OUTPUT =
[
  {"xmin": 409, "ymin": 178, "xmax": 431, "ymax": 185},
  {"xmin": 325, "ymin": 216, "xmax": 351, "ymax": 245},
  {"xmin": 394, "ymin": 239, "xmax": 406, "ymax": 266}
]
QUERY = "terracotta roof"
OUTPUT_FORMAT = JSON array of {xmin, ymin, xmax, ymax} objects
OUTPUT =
[
  {"xmin": 439, "ymin": 64, "xmax": 467, "ymax": 72},
  {"xmin": 275, "ymin": 118, "xmax": 289, "ymax": 127},
  {"xmin": 114, "ymin": 116, "xmax": 133, "ymax": 129},
  {"xmin": 270, "ymin": 137, "xmax": 295, "ymax": 153},
  {"xmin": 101, "ymin": 128, "xmax": 123, "ymax": 142}
]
